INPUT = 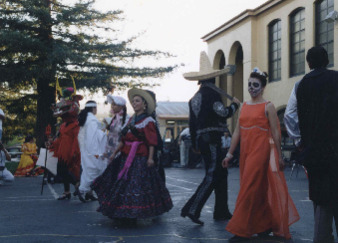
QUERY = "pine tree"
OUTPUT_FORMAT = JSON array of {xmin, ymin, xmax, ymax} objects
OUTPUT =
[
  {"xmin": 0, "ymin": 83, "xmax": 36, "ymax": 143},
  {"xmin": 0, "ymin": 0, "xmax": 176, "ymax": 146}
]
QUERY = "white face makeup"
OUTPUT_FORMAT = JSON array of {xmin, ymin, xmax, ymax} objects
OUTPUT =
[{"xmin": 248, "ymin": 77, "xmax": 263, "ymax": 98}]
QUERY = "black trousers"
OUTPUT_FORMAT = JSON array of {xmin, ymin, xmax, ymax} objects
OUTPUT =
[
  {"xmin": 57, "ymin": 160, "xmax": 78, "ymax": 192},
  {"xmin": 181, "ymin": 135, "xmax": 230, "ymax": 219}
]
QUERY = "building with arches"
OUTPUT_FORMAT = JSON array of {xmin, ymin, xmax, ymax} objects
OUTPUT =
[{"xmin": 200, "ymin": 0, "xmax": 338, "ymax": 134}]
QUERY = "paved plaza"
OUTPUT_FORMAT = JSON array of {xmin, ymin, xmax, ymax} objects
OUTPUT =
[{"xmin": 0, "ymin": 166, "xmax": 336, "ymax": 243}]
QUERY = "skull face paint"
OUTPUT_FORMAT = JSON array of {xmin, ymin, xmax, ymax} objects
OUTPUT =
[{"xmin": 248, "ymin": 78, "xmax": 263, "ymax": 98}]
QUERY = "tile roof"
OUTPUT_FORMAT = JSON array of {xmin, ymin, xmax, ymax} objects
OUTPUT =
[{"xmin": 156, "ymin": 102, "xmax": 189, "ymax": 118}]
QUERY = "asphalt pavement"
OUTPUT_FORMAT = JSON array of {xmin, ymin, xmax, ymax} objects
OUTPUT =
[{"xmin": 0, "ymin": 165, "xmax": 336, "ymax": 243}]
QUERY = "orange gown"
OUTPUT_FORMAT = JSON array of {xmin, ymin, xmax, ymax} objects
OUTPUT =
[
  {"xmin": 226, "ymin": 102, "xmax": 300, "ymax": 239},
  {"xmin": 14, "ymin": 142, "xmax": 37, "ymax": 176}
]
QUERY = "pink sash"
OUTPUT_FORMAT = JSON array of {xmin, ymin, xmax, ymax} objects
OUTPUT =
[{"xmin": 117, "ymin": 141, "xmax": 143, "ymax": 180}]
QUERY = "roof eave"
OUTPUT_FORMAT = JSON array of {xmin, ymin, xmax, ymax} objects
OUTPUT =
[
  {"xmin": 201, "ymin": 0, "xmax": 283, "ymax": 42},
  {"xmin": 157, "ymin": 115, "xmax": 189, "ymax": 119}
]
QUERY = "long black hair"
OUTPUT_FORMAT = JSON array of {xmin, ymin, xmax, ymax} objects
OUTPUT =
[
  {"xmin": 78, "ymin": 100, "xmax": 96, "ymax": 127},
  {"xmin": 109, "ymin": 105, "xmax": 128, "ymax": 129},
  {"xmin": 121, "ymin": 106, "xmax": 127, "ymax": 125},
  {"xmin": 24, "ymin": 134, "xmax": 34, "ymax": 143}
]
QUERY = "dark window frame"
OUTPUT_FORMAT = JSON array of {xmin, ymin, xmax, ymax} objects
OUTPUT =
[
  {"xmin": 289, "ymin": 8, "xmax": 306, "ymax": 77},
  {"xmin": 268, "ymin": 19, "xmax": 282, "ymax": 82},
  {"xmin": 315, "ymin": 0, "xmax": 334, "ymax": 67}
]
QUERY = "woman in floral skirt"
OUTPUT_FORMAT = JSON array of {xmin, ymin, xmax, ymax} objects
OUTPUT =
[{"xmin": 92, "ymin": 88, "xmax": 172, "ymax": 223}]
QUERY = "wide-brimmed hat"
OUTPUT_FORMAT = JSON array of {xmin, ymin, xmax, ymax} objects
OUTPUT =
[
  {"xmin": 183, "ymin": 51, "xmax": 231, "ymax": 81},
  {"xmin": 128, "ymin": 88, "xmax": 156, "ymax": 115},
  {"xmin": 106, "ymin": 94, "xmax": 126, "ymax": 106}
]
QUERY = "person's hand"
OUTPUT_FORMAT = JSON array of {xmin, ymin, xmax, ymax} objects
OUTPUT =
[
  {"xmin": 222, "ymin": 157, "xmax": 231, "ymax": 168},
  {"xmin": 233, "ymin": 97, "xmax": 241, "ymax": 106},
  {"xmin": 278, "ymin": 157, "xmax": 285, "ymax": 171},
  {"xmin": 45, "ymin": 141, "xmax": 50, "ymax": 148},
  {"xmin": 109, "ymin": 152, "xmax": 116, "ymax": 162},
  {"xmin": 147, "ymin": 158, "xmax": 155, "ymax": 167}
]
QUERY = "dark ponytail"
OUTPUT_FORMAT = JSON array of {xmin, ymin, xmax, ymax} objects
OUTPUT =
[
  {"xmin": 122, "ymin": 106, "xmax": 127, "ymax": 126},
  {"xmin": 78, "ymin": 101, "xmax": 96, "ymax": 127}
]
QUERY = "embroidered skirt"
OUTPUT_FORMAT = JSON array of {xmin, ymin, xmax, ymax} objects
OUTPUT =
[{"xmin": 92, "ymin": 155, "xmax": 173, "ymax": 219}]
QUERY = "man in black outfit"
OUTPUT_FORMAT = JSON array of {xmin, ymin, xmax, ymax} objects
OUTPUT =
[
  {"xmin": 181, "ymin": 52, "xmax": 240, "ymax": 225},
  {"xmin": 297, "ymin": 46, "xmax": 338, "ymax": 243}
]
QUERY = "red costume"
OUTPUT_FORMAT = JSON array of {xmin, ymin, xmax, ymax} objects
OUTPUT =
[
  {"xmin": 120, "ymin": 116, "xmax": 158, "ymax": 157},
  {"xmin": 51, "ymin": 119, "xmax": 81, "ymax": 180},
  {"xmin": 50, "ymin": 87, "xmax": 82, "ymax": 186}
]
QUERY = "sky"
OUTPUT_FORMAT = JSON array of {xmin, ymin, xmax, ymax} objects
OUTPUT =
[{"xmin": 82, "ymin": 0, "xmax": 268, "ymax": 115}]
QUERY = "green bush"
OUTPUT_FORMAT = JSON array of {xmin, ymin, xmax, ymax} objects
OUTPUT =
[
  {"xmin": 5, "ymin": 162, "xmax": 19, "ymax": 174},
  {"xmin": 6, "ymin": 137, "xmax": 24, "ymax": 147}
]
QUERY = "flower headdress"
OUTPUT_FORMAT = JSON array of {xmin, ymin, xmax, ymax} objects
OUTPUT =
[{"xmin": 252, "ymin": 67, "xmax": 267, "ymax": 77}]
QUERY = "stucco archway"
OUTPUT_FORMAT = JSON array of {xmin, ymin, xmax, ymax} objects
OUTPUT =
[
  {"xmin": 228, "ymin": 41, "xmax": 244, "ymax": 102},
  {"xmin": 228, "ymin": 41, "xmax": 244, "ymax": 130},
  {"xmin": 213, "ymin": 50, "xmax": 227, "ymax": 98}
]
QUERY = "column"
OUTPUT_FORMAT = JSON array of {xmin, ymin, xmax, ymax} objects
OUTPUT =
[{"xmin": 226, "ymin": 65, "xmax": 236, "ymax": 132}]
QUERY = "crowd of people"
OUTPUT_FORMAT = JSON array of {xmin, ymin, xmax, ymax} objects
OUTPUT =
[{"xmin": 0, "ymin": 46, "xmax": 337, "ymax": 243}]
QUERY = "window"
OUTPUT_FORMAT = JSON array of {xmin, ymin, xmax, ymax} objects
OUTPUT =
[
  {"xmin": 268, "ymin": 20, "xmax": 281, "ymax": 82},
  {"xmin": 315, "ymin": 0, "xmax": 334, "ymax": 66},
  {"xmin": 290, "ymin": 8, "xmax": 305, "ymax": 77}
]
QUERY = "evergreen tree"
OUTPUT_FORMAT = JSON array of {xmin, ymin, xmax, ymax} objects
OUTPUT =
[
  {"xmin": 0, "ymin": 83, "xmax": 36, "ymax": 143},
  {"xmin": 0, "ymin": 0, "xmax": 176, "ymax": 146}
]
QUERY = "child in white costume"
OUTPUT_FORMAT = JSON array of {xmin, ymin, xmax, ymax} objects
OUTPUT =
[{"xmin": 78, "ymin": 101, "xmax": 107, "ymax": 202}]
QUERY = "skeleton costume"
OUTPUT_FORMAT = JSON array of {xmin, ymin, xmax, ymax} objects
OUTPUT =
[
  {"xmin": 181, "ymin": 81, "xmax": 238, "ymax": 222},
  {"xmin": 181, "ymin": 51, "xmax": 239, "ymax": 224}
]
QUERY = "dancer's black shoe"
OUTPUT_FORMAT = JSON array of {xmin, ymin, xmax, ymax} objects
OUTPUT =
[
  {"xmin": 213, "ymin": 212, "xmax": 232, "ymax": 221},
  {"xmin": 75, "ymin": 188, "xmax": 86, "ymax": 203},
  {"xmin": 257, "ymin": 228, "xmax": 272, "ymax": 237},
  {"xmin": 85, "ymin": 193, "xmax": 98, "ymax": 201},
  {"xmin": 181, "ymin": 212, "xmax": 204, "ymax": 225},
  {"xmin": 57, "ymin": 192, "xmax": 71, "ymax": 200},
  {"xmin": 228, "ymin": 235, "xmax": 251, "ymax": 242}
]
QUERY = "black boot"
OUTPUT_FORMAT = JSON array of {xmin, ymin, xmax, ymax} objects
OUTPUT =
[
  {"xmin": 57, "ymin": 192, "xmax": 71, "ymax": 200},
  {"xmin": 213, "ymin": 211, "xmax": 232, "ymax": 220},
  {"xmin": 257, "ymin": 228, "xmax": 272, "ymax": 237},
  {"xmin": 75, "ymin": 188, "xmax": 86, "ymax": 203},
  {"xmin": 85, "ymin": 193, "xmax": 98, "ymax": 201},
  {"xmin": 229, "ymin": 235, "xmax": 251, "ymax": 242},
  {"xmin": 181, "ymin": 212, "xmax": 204, "ymax": 225}
]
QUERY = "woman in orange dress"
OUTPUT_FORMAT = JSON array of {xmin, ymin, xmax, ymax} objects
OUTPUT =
[{"xmin": 222, "ymin": 68, "xmax": 300, "ymax": 242}]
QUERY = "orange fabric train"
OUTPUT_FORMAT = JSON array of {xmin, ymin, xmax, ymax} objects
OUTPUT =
[{"xmin": 226, "ymin": 102, "xmax": 300, "ymax": 239}]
